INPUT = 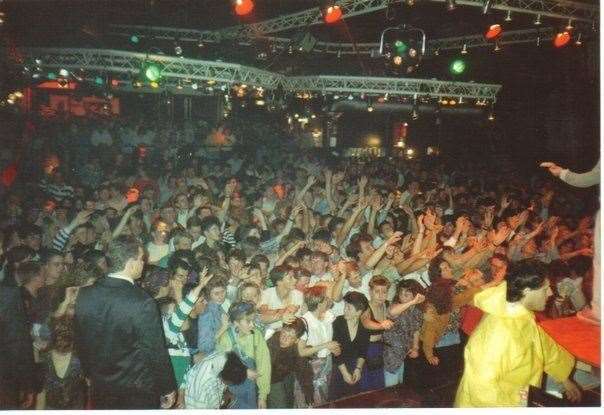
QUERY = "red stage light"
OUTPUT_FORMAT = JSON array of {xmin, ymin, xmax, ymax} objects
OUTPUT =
[
  {"xmin": 111, "ymin": 79, "xmax": 119, "ymax": 87},
  {"xmin": 554, "ymin": 31, "xmax": 571, "ymax": 48},
  {"xmin": 485, "ymin": 24, "xmax": 502, "ymax": 40},
  {"xmin": 324, "ymin": 5, "xmax": 342, "ymax": 23},
  {"xmin": 234, "ymin": 0, "xmax": 254, "ymax": 16}
]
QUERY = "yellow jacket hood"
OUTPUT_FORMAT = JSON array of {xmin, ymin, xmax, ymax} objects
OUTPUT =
[{"xmin": 473, "ymin": 282, "xmax": 532, "ymax": 319}]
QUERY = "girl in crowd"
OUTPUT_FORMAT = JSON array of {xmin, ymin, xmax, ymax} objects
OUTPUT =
[{"xmin": 329, "ymin": 291, "xmax": 370, "ymax": 401}]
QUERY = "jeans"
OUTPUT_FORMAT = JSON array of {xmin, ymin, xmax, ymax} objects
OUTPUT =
[{"xmin": 384, "ymin": 363, "xmax": 405, "ymax": 387}]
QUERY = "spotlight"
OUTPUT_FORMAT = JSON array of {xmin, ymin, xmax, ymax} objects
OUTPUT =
[
  {"xmin": 445, "ymin": 0, "xmax": 456, "ymax": 12},
  {"xmin": 504, "ymin": 11, "xmax": 512, "ymax": 22},
  {"xmin": 393, "ymin": 55, "xmax": 403, "ymax": 65},
  {"xmin": 575, "ymin": 33, "xmax": 582, "ymax": 46},
  {"xmin": 494, "ymin": 41, "xmax": 501, "ymax": 52},
  {"xmin": 94, "ymin": 76, "xmax": 104, "ymax": 86},
  {"xmin": 405, "ymin": 0, "xmax": 415, "ymax": 6},
  {"xmin": 488, "ymin": 103, "xmax": 495, "ymax": 121},
  {"xmin": 449, "ymin": 59, "xmax": 466, "ymax": 75},
  {"xmin": 150, "ymin": 81, "xmax": 159, "ymax": 89},
  {"xmin": 234, "ymin": 0, "xmax": 254, "ymax": 16},
  {"xmin": 191, "ymin": 83, "xmax": 198, "ymax": 90},
  {"xmin": 461, "ymin": 43, "xmax": 468, "ymax": 54},
  {"xmin": 367, "ymin": 104, "xmax": 374, "ymax": 112},
  {"xmin": 485, "ymin": 24, "xmax": 502, "ymax": 40},
  {"xmin": 534, "ymin": 14, "xmax": 541, "ymax": 25},
  {"xmin": 482, "ymin": 0, "xmax": 492, "ymax": 15},
  {"xmin": 323, "ymin": 3, "xmax": 342, "ymax": 24},
  {"xmin": 59, "ymin": 68, "xmax": 69, "ymax": 77},
  {"xmin": 143, "ymin": 62, "xmax": 162, "ymax": 82},
  {"xmin": 565, "ymin": 19, "xmax": 574, "ymax": 31},
  {"xmin": 130, "ymin": 35, "xmax": 140, "ymax": 44},
  {"xmin": 347, "ymin": 94, "xmax": 354, "ymax": 100},
  {"xmin": 553, "ymin": 31, "xmax": 571, "ymax": 48},
  {"xmin": 174, "ymin": 43, "xmax": 183, "ymax": 56}
]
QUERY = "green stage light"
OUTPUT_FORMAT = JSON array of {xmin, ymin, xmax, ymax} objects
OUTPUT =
[
  {"xmin": 47, "ymin": 72, "xmax": 56, "ymax": 80},
  {"xmin": 130, "ymin": 35, "xmax": 140, "ymax": 44},
  {"xmin": 144, "ymin": 63, "xmax": 162, "ymax": 82},
  {"xmin": 449, "ymin": 59, "xmax": 466, "ymax": 75},
  {"xmin": 394, "ymin": 40, "xmax": 408, "ymax": 54},
  {"xmin": 95, "ymin": 76, "xmax": 104, "ymax": 85}
]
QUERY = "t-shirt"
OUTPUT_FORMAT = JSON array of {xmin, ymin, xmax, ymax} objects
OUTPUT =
[
  {"xmin": 301, "ymin": 310, "xmax": 335, "ymax": 358},
  {"xmin": 259, "ymin": 287, "xmax": 304, "ymax": 332},
  {"xmin": 146, "ymin": 242, "xmax": 170, "ymax": 264}
]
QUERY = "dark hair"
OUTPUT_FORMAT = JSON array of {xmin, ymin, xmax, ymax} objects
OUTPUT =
[
  {"xmin": 269, "ymin": 265, "xmax": 291, "ymax": 286},
  {"xmin": 49, "ymin": 315, "xmax": 74, "ymax": 353},
  {"xmin": 228, "ymin": 301, "xmax": 255, "ymax": 322},
  {"xmin": 393, "ymin": 280, "xmax": 424, "ymax": 305},
  {"xmin": 200, "ymin": 216, "xmax": 220, "ymax": 235},
  {"xmin": 282, "ymin": 317, "xmax": 307, "ymax": 338},
  {"xmin": 295, "ymin": 247, "xmax": 312, "ymax": 261},
  {"xmin": 39, "ymin": 248, "xmax": 63, "ymax": 265},
  {"xmin": 169, "ymin": 258, "xmax": 192, "ymax": 275},
  {"xmin": 17, "ymin": 261, "xmax": 43, "ymax": 286},
  {"xmin": 203, "ymin": 276, "xmax": 227, "ymax": 301},
  {"xmin": 187, "ymin": 215, "xmax": 203, "ymax": 229},
  {"xmin": 312, "ymin": 228, "xmax": 332, "ymax": 243},
  {"xmin": 369, "ymin": 274, "xmax": 391, "ymax": 289},
  {"xmin": 250, "ymin": 254, "xmax": 269, "ymax": 268},
  {"xmin": 220, "ymin": 351, "xmax": 247, "ymax": 386},
  {"xmin": 506, "ymin": 260, "xmax": 547, "ymax": 303},
  {"xmin": 311, "ymin": 250, "xmax": 329, "ymax": 263},
  {"xmin": 426, "ymin": 278, "xmax": 455, "ymax": 315},
  {"xmin": 107, "ymin": 235, "xmax": 141, "ymax": 273},
  {"xmin": 343, "ymin": 291, "xmax": 369, "ymax": 312},
  {"xmin": 327, "ymin": 217, "xmax": 345, "ymax": 235},
  {"xmin": 428, "ymin": 255, "xmax": 447, "ymax": 283},
  {"xmin": 227, "ymin": 249, "xmax": 246, "ymax": 264}
]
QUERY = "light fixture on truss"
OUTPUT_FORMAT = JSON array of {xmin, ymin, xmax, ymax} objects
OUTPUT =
[{"xmin": 379, "ymin": 25, "xmax": 426, "ymax": 74}]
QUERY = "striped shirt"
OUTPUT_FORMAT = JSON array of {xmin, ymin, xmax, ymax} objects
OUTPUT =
[
  {"xmin": 162, "ymin": 290, "xmax": 199, "ymax": 358},
  {"xmin": 182, "ymin": 351, "xmax": 228, "ymax": 409}
]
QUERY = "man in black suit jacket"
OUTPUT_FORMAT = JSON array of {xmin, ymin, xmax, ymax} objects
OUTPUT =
[
  {"xmin": 0, "ymin": 285, "xmax": 36, "ymax": 409},
  {"xmin": 74, "ymin": 235, "xmax": 176, "ymax": 409}
]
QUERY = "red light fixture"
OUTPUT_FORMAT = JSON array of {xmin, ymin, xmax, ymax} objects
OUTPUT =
[
  {"xmin": 324, "ymin": 5, "xmax": 342, "ymax": 24},
  {"xmin": 234, "ymin": 0, "xmax": 254, "ymax": 16},
  {"xmin": 553, "ymin": 31, "xmax": 571, "ymax": 48},
  {"xmin": 484, "ymin": 24, "xmax": 502, "ymax": 40}
]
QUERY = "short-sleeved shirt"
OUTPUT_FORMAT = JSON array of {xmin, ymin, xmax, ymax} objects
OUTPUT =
[
  {"xmin": 301, "ymin": 310, "xmax": 335, "ymax": 358},
  {"xmin": 182, "ymin": 352, "xmax": 227, "ymax": 409},
  {"xmin": 259, "ymin": 287, "xmax": 304, "ymax": 332}
]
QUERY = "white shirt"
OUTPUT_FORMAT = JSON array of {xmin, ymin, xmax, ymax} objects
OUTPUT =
[
  {"xmin": 108, "ymin": 272, "xmax": 134, "ymax": 285},
  {"xmin": 301, "ymin": 310, "xmax": 335, "ymax": 358},
  {"xmin": 183, "ymin": 351, "xmax": 228, "ymax": 409},
  {"xmin": 402, "ymin": 267, "xmax": 431, "ymax": 289},
  {"xmin": 146, "ymin": 242, "xmax": 170, "ymax": 264},
  {"xmin": 259, "ymin": 287, "xmax": 304, "ymax": 331}
]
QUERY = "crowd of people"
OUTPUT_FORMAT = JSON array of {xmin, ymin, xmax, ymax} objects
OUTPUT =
[{"xmin": 0, "ymin": 114, "xmax": 598, "ymax": 409}]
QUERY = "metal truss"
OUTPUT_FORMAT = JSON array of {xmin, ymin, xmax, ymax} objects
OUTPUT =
[
  {"xmin": 20, "ymin": 47, "xmax": 501, "ymax": 100},
  {"xmin": 21, "ymin": 48, "xmax": 282, "ymax": 89},
  {"xmin": 215, "ymin": 0, "xmax": 597, "ymax": 38},
  {"xmin": 281, "ymin": 75, "xmax": 501, "ymax": 100},
  {"xmin": 109, "ymin": 24, "xmax": 570, "ymax": 56}
]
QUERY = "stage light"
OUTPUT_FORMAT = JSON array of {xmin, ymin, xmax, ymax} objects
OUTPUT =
[
  {"xmin": 485, "ymin": 24, "xmax": 502, "ymax": 40},
  {"xmin": 565, "ymin": 19, "xmax": 574, "ymax": 31},
  {"xmin": 94, "ymin": 76, "xmax": 104, "ymax": 86},
  {"xmin": 111, "ymin": 79, "xmax": 120, "ymax": 87},
  {"xmin": 47, "ymin": 72, "xmax": 56, "ymax": 80},
  {"xmin": 494, "ymin": 41, "xmax": 501, "ymax": 52},
  {"xmin": 394, "ymin": 39, "xmax": 408, "ymax": 54},
  {"xmin": 553, "ymin": 31, "xmax": 571, "ymax": 48},
  {"xmin": 234, "ymin": 0, "xmax": 254, "ymax": 16},
  {"xmin": 482, "ymin": 0, "xmax": 492, "ymax": 15},
  {"xmin": 449, "ymin": 59, "xmax": 466, "ymax": 75},
  {"xmin": 14, "ymin": 92, "xmax": 23, "ymax": 98},
  {"xmin": 191, "ymin": 82, "xmax": 198, "ymax": 90},
  {"xmin": 575, "ymin": 33, "xmax": 582, "ymax": 46},
  {"xmin": 174, "ymin": 43, "xmax": 183, "ymax": 56},
  {"xmin": 130, "ymin": 35, "xmax": 140, "ymax": 44},
  {"xmin": 59, "ymin": 68, "xmax": 69, "ymax": 77},
  {"xmin": 347, "ymin": 94, "xmax": 354, "ymax": 100},
  {"xmin": 408, "ymin": 48, "xmax": 417, "ymax": 58},
  {"xmin": 445, "ymin": 0, "xmax": 456, "ymax": 12},
  {"xmin": 150, "ymin": 81, "xmax": 159, "ymax": 88},
  {"xmin": 393, "ymin": 55, "xmax": 403, "ymax": 65},
  {"xmin": 406, "ymin": 0, "xmax": 415, "ymax": 6},
  {"xmin": 143, "ymin": 63, "xmax": 162, "ymax": 82},
  {"xmin": 488, "ymin": 103, "xmax": 495, "ymax": 121},
  {"xmin": 534, "ymin": 14, "xmax": 541, "ymax": 25},
  {"xmin": 504, "ymin": 11, "xmax": 512, "ymax": 22},
  {"xmin": 406, "ymin": 148, "xmax": 414, "ymax": 156},
  {"xmin": 323, "ymin": 3, "xmax": 342, "ymax": 24},
  {"xmin": 461, "ymin": 43, "xmax": 468, "ymax": 54},
  {"xmin": 255, "ymin": 99, "xmax": 265, "ymax": 106}
]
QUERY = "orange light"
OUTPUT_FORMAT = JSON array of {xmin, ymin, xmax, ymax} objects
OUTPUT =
[
  {"xmin": 324, "ymin": 5, "xmax": 342, "ymax": 23},
  {"xmin": 235, "ymin": 0, "xmax": 254, "ymax": 16},
  {"xmin": 485, "ymin": 24, "xmax": 502, "ymax": 40},
  {"xmin": 111, "ymin": 79, "xmax": 120, "ymax": 87},
  {"xmin": 553, "ymin": 31, "xmax": 571, "ymax": 48}
]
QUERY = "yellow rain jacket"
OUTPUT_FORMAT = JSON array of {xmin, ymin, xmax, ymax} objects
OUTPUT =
[{"xmin": 454, "ymin": 282, "xmax": 575, "ymax": 407}]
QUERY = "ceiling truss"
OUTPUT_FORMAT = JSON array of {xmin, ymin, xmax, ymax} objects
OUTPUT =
[{"xmin": 21, "ymin": 47, "xmax": 502, "ymax": 100}]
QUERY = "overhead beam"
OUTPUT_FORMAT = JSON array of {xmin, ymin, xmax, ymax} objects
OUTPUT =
[{"xmin": 19, "ymin": 47, "xmax": 502, "ymax": 100}]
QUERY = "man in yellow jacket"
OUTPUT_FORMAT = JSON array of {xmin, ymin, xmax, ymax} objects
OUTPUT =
[{"xmin": 454, "ymin": 260, "xmax": 582, "ymax": 407}]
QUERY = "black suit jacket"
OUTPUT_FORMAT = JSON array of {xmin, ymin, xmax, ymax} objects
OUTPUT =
[
  {"xmin": 0, "ymin": 285, "xmax": 36, "ymax": 396},
  {"xmin": 74, "ymin": 276, "xmax": 176, "ymax": 399}
]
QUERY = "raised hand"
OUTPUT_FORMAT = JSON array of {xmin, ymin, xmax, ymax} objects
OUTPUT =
[
  {"xmin": 539, "ymin": 162, "xmax": 564, "ymax": 177},
  {"xmin": 386, "ymin": 231, "xmax": 403, "ymax": 246},
  {"xmin": 412, "ymin": 293, "xmax": 425, "ymax": 305},
  {"xmin": 358, "ymin": 175, "xmax": 368, "ymax": 189}
]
